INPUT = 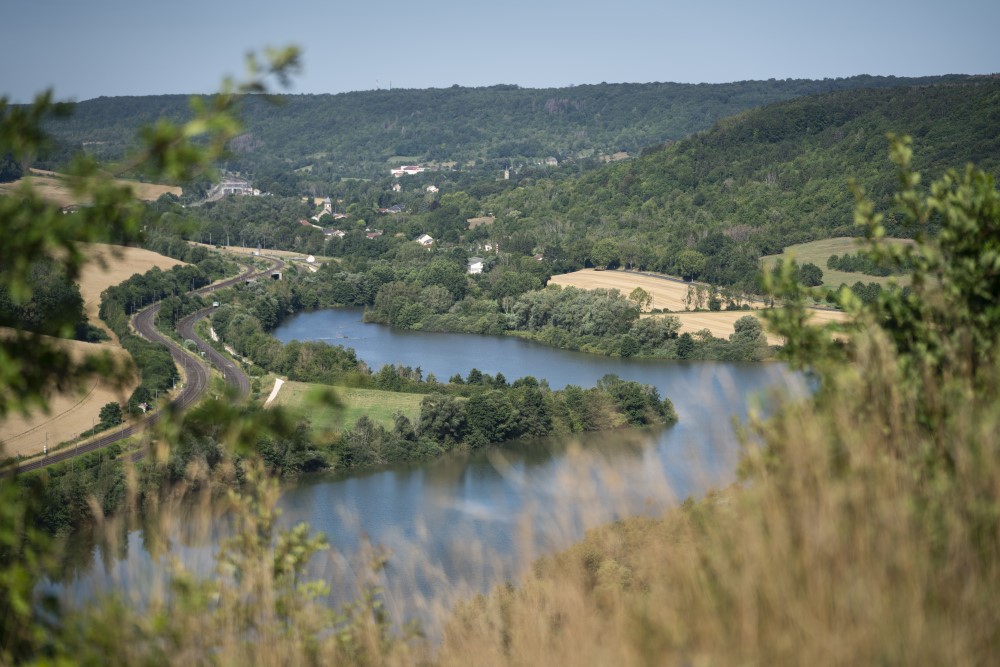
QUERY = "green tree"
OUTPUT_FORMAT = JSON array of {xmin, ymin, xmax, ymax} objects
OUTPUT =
[
  {"xmin": 465, "ymin": 390, "xmax": 518, "ymax": 445},
  {"xmin": 628, "ymin": 286, "xmax": 653, "ymax": 311},
  {"xmin": 618, "ymin": 334, "xmax": 640, "ymax": 358},
  {"xmin": 590, "ymin": 238, "xmax": 620, "ymax": 269},
  {"xmin": 675, "ymin": 250, "xmax": 707, "ymax": 281},
  {"xmin": 0, "ymin": 152, "xmax": 22, "ymax": 182},
  {"xmin": 98, "ymin": 401, "xmax": 123, "ymax": 427},
  {"xmin": 798, "ymin": 262, "xmax": 824, "ymax": 287}
]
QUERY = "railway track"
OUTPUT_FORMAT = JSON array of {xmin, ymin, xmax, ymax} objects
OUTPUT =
[{"xmin": 6, "ymin": 255, "xmax": 284, "ymax": 475}]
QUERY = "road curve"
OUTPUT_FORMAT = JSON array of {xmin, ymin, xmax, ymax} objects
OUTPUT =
[
  {"xmin": 7, "ymin": 255, "xmax": 283, "ymax": 474},
  {"xmin": 177, "ymin": 309, "xmax": 249, "ymax": 397}
]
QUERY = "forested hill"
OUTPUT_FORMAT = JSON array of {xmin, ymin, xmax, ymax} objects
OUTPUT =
[
  {"xmin": 471, "ymin": 79, "xmax": 1000, "ymax": 290},
  {"xmin": 42, "ymin": 75, "xmax": 971, "ymax": 188}
]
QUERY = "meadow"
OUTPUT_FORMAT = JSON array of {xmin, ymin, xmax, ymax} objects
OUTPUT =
[
  {"xmin": 761, "ymin": 237, "xmax": 914, "ymax": 288},
  {"xmin": 267, "ymin": 379, "xmax": 424, "ymax": 431}
]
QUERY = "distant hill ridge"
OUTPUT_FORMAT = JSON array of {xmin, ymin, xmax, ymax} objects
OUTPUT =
[{"xmin": 41, "ymin": 75, "xmax": 974, "ymax": 185}]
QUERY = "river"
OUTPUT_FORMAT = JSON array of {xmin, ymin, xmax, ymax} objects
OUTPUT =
[{"xmin": 53, "ymin": 308, "xmax": 804, "ymax": 627}]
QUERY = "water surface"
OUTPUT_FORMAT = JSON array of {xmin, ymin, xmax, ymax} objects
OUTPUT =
[{"xmin": 56, "ymin": 309, "xmax": 803, "ymax": 626}]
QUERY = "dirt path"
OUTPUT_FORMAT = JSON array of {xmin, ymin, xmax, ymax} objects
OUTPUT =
[{"xmin": 263, "ymin": 378, "xmax": 285, "ymax": 408}]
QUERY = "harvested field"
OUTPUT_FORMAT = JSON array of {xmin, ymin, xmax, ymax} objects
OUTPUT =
[
  {"xmin": 552, "ymin": 268, "xmax": 848, "ymax": 344},
  {"xmin": 669, "ymin": 312, "xmax": 783, "ymax": 345},
  {"xmin": 649, "ymin": 308, "xmax": 849, "ymax": 345},
  {"xmin": 0, "ymin": 243, "xmax": 184, "ymax": 456},
  {"xmin": 78, "ymin": 244, "xmax": 186, "ymax": 340},
  {"xmin": 0, "ymin": 169, "xmax": 181, "ymax": 207},
  {"xmin": 0, "ymin": 335, "xmax": 137, "ymax": 457},
  {"xmin": 548, "ymin": 269, "xmax": 759, "ymax": 312}
]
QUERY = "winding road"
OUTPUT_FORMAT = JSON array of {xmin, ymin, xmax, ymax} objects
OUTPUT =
[{"xmin": 7, "ymin": 255, "xmax": 284, "ymax": 474}]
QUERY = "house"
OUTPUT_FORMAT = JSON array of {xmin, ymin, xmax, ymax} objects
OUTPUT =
[
  {"xmin": 366, "ymin": 229, "xmax": 384, "ymax": 239},
  {"xmin": 325, "ymin": 229, "xmax": 346, "ymax": 238},
  {"xmin": 390, "ymin": 165, "xmax": 426, "ymax": 177},
  {"xmin": 208, "ymin": 176, "xmax": 256, "ymax": 198},
  {"xmin": 416, "ymin": 233, "xmax": 434, "ymax": 246},
  {"xmin": 426, "ymin": 185, "xmax": 439, "ymax": 193},
  {"xmin": 392, "ymin": 182, "xmax": 402, "ymax": 192},
  {"xmin": 533, "ymin": 253, "xmax": 544, "ymax": 261},
  {"xmin": 545, "ymin": 157, "xmax": 559, "ymax": 167},
  {"xmin": 467, "ymin": 257, "xmax": 484, "ymax": 275}
]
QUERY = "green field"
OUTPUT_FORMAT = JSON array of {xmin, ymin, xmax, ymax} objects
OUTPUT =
[
  {"xmin": 762, "ymin": 237, "xmax": 913, "ymax": 288},
  {"xmin": 268, "ymin": 380, "xmax": 424, "ymax": 431}
]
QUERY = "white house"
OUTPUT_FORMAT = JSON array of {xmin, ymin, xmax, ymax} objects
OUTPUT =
[
  {"xmin": 467, "ymin": 257, "xmax": 484, "ymax": 275},
  {"xmin": 426, "ymin": 185, "xmax": 439, "ymax": 193},
  {"xmin": 416, "ymin": 233, "xmax": 434, "ymax": 246},
  {"xmin": 391, "ymin": 165, "xmax": 426, "ymax": 177}
]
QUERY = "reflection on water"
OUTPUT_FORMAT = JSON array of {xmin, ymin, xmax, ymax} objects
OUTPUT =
[{"xmin": 49, "ymin": 309, "xmax": 806, "ymax": 630}]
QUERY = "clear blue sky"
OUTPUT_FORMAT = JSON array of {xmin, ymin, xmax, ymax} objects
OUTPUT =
[{"xmin": 2, "ymin": 0, "xmax": 997, "ymax": 102}]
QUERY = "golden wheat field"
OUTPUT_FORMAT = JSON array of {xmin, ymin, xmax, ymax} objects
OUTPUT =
[
  {"xmin": 0, "ymin": 169, "xmax": 181, "ymax": 207},
  {"xmin": 78, "ymin": 244, "xmax": 187, "ymax": 340},
  {"xmin": 550, "ymin": 269, "xmax": 847, "ymax": 343},
  {"xmin": 0, "ymin": 334, "xmax": 135, "ymax": 457},
  {"xmin": 548, "ymin": 269, "xmax": 710, "ymax": 312},
  {"xmin": 0, "ymin": 244, "xmax": 184, "ymax": 457}
]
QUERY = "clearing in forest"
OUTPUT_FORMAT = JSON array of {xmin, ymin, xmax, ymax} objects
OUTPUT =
[{"xmin": 762, "ymin": 237, "xmax": 913, "ymax": 288}]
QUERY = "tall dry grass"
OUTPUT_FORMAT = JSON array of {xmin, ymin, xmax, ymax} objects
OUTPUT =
[{"xmin": 436, "ymin": 328, "xmax": 1000, "ymax": 665}]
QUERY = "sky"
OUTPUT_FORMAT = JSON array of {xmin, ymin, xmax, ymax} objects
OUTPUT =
[{"xmin": 1, "ymin": 0, "xmax": 998, "ymax": 103}]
